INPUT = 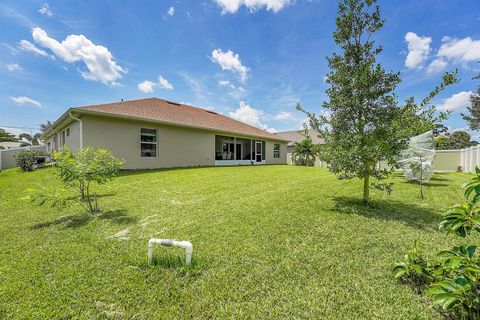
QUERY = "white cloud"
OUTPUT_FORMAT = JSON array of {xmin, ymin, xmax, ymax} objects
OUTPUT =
[
  {"xmin": 274, "ymin": 111, "xmax": 292, "ymax": 120},
  {"xmin": 427, "ymin": 58, "xmax": 448, "ymax": 74},
  {"xmin": 217, "ymin": 79, "xmax": 246, "ymax": 99},
  {"xmin": 5, "ymin": 63, "xmax": 22, "ymax": 72},
  {"xmin": 138, "ymin": 80, "xmax": 156, "ymax": 93},
  {"xmin": 158, "ymin": 75, "xmax": 173, "ymax": 90},
  {"xmin": 180, "ymin": 72, "xmax": 209, "ymax": 99},
  {"xmin": 218, "ymin": 80, "xmax": 231, "ymax": 86},
  {"xmin": 228, "ymin": 101, "xmax": 276, "ymax": 132},
  {"xmin": 211, "ymin": 49, "xmax": 250, "ymax": 82},
  {"xmin": 437, "ymin": 36, "xmax": 480, "ymax": 63},
  {"xmin": 215, "ymin": 0, "xmax": 292, "ymax": 14},
  {"xmin": 405, "ymin": 32, "xmax": 432, "ymax": 69},
  {"xmin": 18, "ymin": 39, "xmax": 54, "ymax": 58},
  {"xmin": 437, "ymin": 91, "xmax": 473, "ymax": 112},
  {"xmin": 30, "ymin": 27, "xmax": 126, "ymax": 85},
  {"xmin": 38, "ymin": 3, "xmax": 52, "ymax": 16},
  {"xmin": 10, "ymin": 96, "xmax": 42, "ymax": 108},
  {"xmin": 138, "ymin": 75, "xmax": 174, "ymax": 93},
  {"xmin": 168, "ymin": 6, "xmax": 175, "ymax": 16}
]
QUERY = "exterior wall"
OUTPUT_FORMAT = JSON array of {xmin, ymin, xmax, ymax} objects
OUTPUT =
[
  {"xmin": 0, "ymin": 145, "xmax": 47, "ymax": 170},
  {"xmin": 265, "ymin": 141, "xmax": 287, "ymax": 165},
  {"xmin": 82, "ymin": 115, "xmax": 216, "ymax": 169},
  {"xmin": 45, "ymin": 120, "xmax": 81, "ymax": 153}
]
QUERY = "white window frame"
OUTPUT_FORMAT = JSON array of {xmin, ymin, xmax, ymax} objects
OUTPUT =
[
  {"xmin": 140, "ymin": 128, "xmax": 157, "ymax": 158},
  {"xmin": 273, "ymin": 143, "xmax": 280, "ymax": 158}
]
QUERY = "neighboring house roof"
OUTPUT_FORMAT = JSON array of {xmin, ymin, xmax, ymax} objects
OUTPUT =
[
  {"xmin": 276, "ymin": 129, "xmax": 324, "ymax": 146},
  {"xmin": 45, "ymin": 98, "xmax": 289, "ymax": 142},
  {"xmin": 0, "ymin": 141, "xmax": 22, "ymax": 149}
]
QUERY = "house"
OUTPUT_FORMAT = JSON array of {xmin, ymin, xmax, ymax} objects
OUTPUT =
[
  {"xmin": 276, "ymin": 128, "xmax": 324, "ymax": 153},
  {"xmin": 42, "ymin": 98, "xmax": 289, "ymax": 169}
]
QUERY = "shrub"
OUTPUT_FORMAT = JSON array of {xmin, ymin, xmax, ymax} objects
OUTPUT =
[
  {"xmin": 15, "ymin": 150, "xmax": 39, "ymax": 172},
  {"xmin": 393, "ymin": 168, "xmax": 480, "ymax": 319},
  {"xmin": 25, "ymin": 147, "xmax": 124, "ymax": 214},
  {"xmin": 292, "ymin": 138, "xmax": 318, "ymax": 166}
]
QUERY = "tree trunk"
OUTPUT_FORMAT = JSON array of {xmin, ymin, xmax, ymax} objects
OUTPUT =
[{"xmin": 363, "ymin": 175, "xmax": 370, "ymax": 205}]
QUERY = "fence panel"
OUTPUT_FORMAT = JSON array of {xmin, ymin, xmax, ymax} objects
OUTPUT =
[{"xmin": 0, "ymin": 145, "xmax": 47, "ymax": 171}]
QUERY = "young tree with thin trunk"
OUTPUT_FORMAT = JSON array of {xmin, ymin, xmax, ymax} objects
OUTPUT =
[{"xmin": 298, "ymin": 0, "xmax": 458, "ymax": 205}]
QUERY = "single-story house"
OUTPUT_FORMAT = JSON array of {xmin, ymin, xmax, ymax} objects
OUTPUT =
[
  {"xmin": 42, "ymin": 98, "xmax": 289, "ymax": 169},
  {"xmin": 276, "ymin": 128, "xmax": 324, "ymax": 153},
  {"xmin": 0, "ymin": 141, "xmax": 23, "ymax": 149}
]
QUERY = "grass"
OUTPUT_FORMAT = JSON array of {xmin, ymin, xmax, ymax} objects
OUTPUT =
[{"xmin": 0, "ymin": 165, "xmax": 478, "ymax": 319}]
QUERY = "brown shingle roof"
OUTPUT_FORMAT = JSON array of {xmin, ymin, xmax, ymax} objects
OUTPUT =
[
  {"xmin": 74, "ymin": 98, "xmax": 288, "ymax": 141},
  {"xmin": 276, "ymin": 129, "xmax": 325, "ymax": 146}
]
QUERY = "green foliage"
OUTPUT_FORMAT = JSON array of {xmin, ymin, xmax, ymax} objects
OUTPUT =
[
  {"xmin": 26, "ymin": 147, "xmax": 124, "ymax": 214},
  {"xmin": 19, "ymin": 133, "xmax": 41, "ymax": 146},
  {"xmin": 292, "ymin": 138, "xmax": 318, "ymax": 166},
  {"xmin": 52, "ymin": 147, "xmax": 124, "ymax": 213},
  {"xmin": 297, "ymin": 0, "xmax": 459, "ymax": 205},
  {"xmin": 394, "ymin": 167, "xmax": 480, "ymax": 318},
  {"xmin": 14, "ymin": 149, "xmax": 48, "ymax": 172},
  {"xmin": 462, "ymin": 72, "xmax": 480, "ymax": 131},
  {"xmin": 0, "ymin": 128, "xmax": 18, "ymax": 142}
]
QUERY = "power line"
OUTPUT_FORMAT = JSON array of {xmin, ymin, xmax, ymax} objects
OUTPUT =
[{"xmin": 0, "ymin": 125, "xmax": 41, "ymax": 130}]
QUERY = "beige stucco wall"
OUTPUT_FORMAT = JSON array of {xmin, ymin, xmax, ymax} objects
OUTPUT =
[
  {"xmin": 81, "ymin": 115, "xmax": 214, "ymax": 169},
  {"xmin": 45, "ymin": 120, "xmax": 81, "ymax": 153},
  {"xmin": 265, "ymin": 141, "xmax": 287, "ymax": 164},
  {"xmin": 79, "ymin": 115, "xmax": 287, "ymax": 169}
]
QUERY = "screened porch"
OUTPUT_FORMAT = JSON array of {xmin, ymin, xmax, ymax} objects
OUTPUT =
[{"xmin": 214, "ymin": 135, "xmax": 265, "ymax": 165}]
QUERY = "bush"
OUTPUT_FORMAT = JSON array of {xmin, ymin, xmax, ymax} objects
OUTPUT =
[
  {"xmin": 393, "ymin": 168, "xmax": 480, "ymax": 319},
  {"xmin": 14, "ymin": 150, "xmax": 45, "ymax": 172}
]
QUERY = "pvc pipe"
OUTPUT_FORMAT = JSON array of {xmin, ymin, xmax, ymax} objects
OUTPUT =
[{"xmin": 148, "ymin": 239, "xmax": 193, "ymax": 266}]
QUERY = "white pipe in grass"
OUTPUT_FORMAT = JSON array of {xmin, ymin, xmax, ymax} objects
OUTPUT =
[{"xmin": 148, "ymin": 239, "xmax": 193, "ymax": 266}]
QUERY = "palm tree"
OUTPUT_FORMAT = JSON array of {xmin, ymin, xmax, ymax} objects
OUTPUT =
[
  {"xmin": 39, "ymin": 121, "xmax": 52, "ymax": 133},
  {"xmin": 292, "ymin": 138, "xmax": 319, "ymax": 166},
  {"xmin": 18, "ymin": 133, "xmax": 41, "ymax": 146}
]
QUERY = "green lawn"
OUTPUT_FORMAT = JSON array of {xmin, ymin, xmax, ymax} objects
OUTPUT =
[{"xmin": 0, "ymin": 165, "xmax": 477, "ymax": 319}]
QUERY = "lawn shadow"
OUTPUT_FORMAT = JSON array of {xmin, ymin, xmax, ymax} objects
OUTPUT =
[
  {"xmin": 332, "ymin": 196, "xmax": 440, "ymax": 230},
  {"xmin": 31, "ymin": 209, "xmax": 138, "ymax": 229}
]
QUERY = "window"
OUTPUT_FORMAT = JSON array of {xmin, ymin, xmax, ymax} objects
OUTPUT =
[
  {"xmin": 66, "ymin": 128, "xmax": 70, "ymax": 137},
  {"xmin": 273, "ymin": 143, "xmax": 280, "ymax": 158},
  {"xmin": 141, "ymin": 128, "xmax": 157, "ymax": 157}
]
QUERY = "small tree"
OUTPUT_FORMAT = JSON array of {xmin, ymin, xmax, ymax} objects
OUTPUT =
[
  {"xmin": 292, "ymin": 138, "xmax": 318, "ymax": 166},
  {"xmin": 54, "ymin": 147, "xmax": 124, "ymax": 213},
  {"xmin": 25, "ymin": 147, "xmax": 124, "ymax": 214}
]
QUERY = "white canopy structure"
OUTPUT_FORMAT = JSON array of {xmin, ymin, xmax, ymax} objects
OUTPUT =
[{"xmin": 396, "ymin": 130, "xmax": 436, "ymax": 184}]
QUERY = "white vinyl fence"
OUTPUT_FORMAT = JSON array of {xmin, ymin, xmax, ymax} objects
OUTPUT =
[
  {"xmin": 460, "ymin": 145, "xmax": 480, "ymax": 173},
  {"xmin": 0, "ymin": 145, "xmax": 47, "ymax": 171}
]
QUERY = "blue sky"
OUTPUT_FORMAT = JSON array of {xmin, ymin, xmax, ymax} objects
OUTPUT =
[{"xmin": 1, "ymin": 0, "xmax": 480, "ymax": 138}]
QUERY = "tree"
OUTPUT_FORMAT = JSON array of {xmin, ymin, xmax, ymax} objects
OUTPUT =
[
  {"xmin": 292, "ymin": 138, "xmax": 319, "ymax": 166},
  {"xmin": 297, "ymin": 0, "xmax": 458, "ymax": 205},
  {"xmin": 39, "ymin": 121, "xmax": 52, "ymax": 134},
  {"xmin": 18, "ymin": 133, "xmax": 41, "ymax": 146},
  {"xmin": 461, "ymin": 71, "xmax": 480, "ymax": 131},
  {"xmin": 0, "ymin": 129, "xmax": 18, "ymax": 142},
  {"xmin": 54, "ymin": 147, "xmax": 125, "ymax": 213},
  {"xmin": 434, "ymin": 135, "xmax": 450, "ymax": 150},
  {"xmin": 25, "ymin": 147, "xmax": 124, "ymax": 214},
  {"xmin": 448, "ymin": 131, "xmax": 474, "ymax": 149}
]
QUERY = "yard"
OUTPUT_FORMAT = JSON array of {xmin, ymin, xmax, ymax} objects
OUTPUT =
[{"xmin": 0, "ymin": 165, "xmax": 477, "ymax": 319}]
